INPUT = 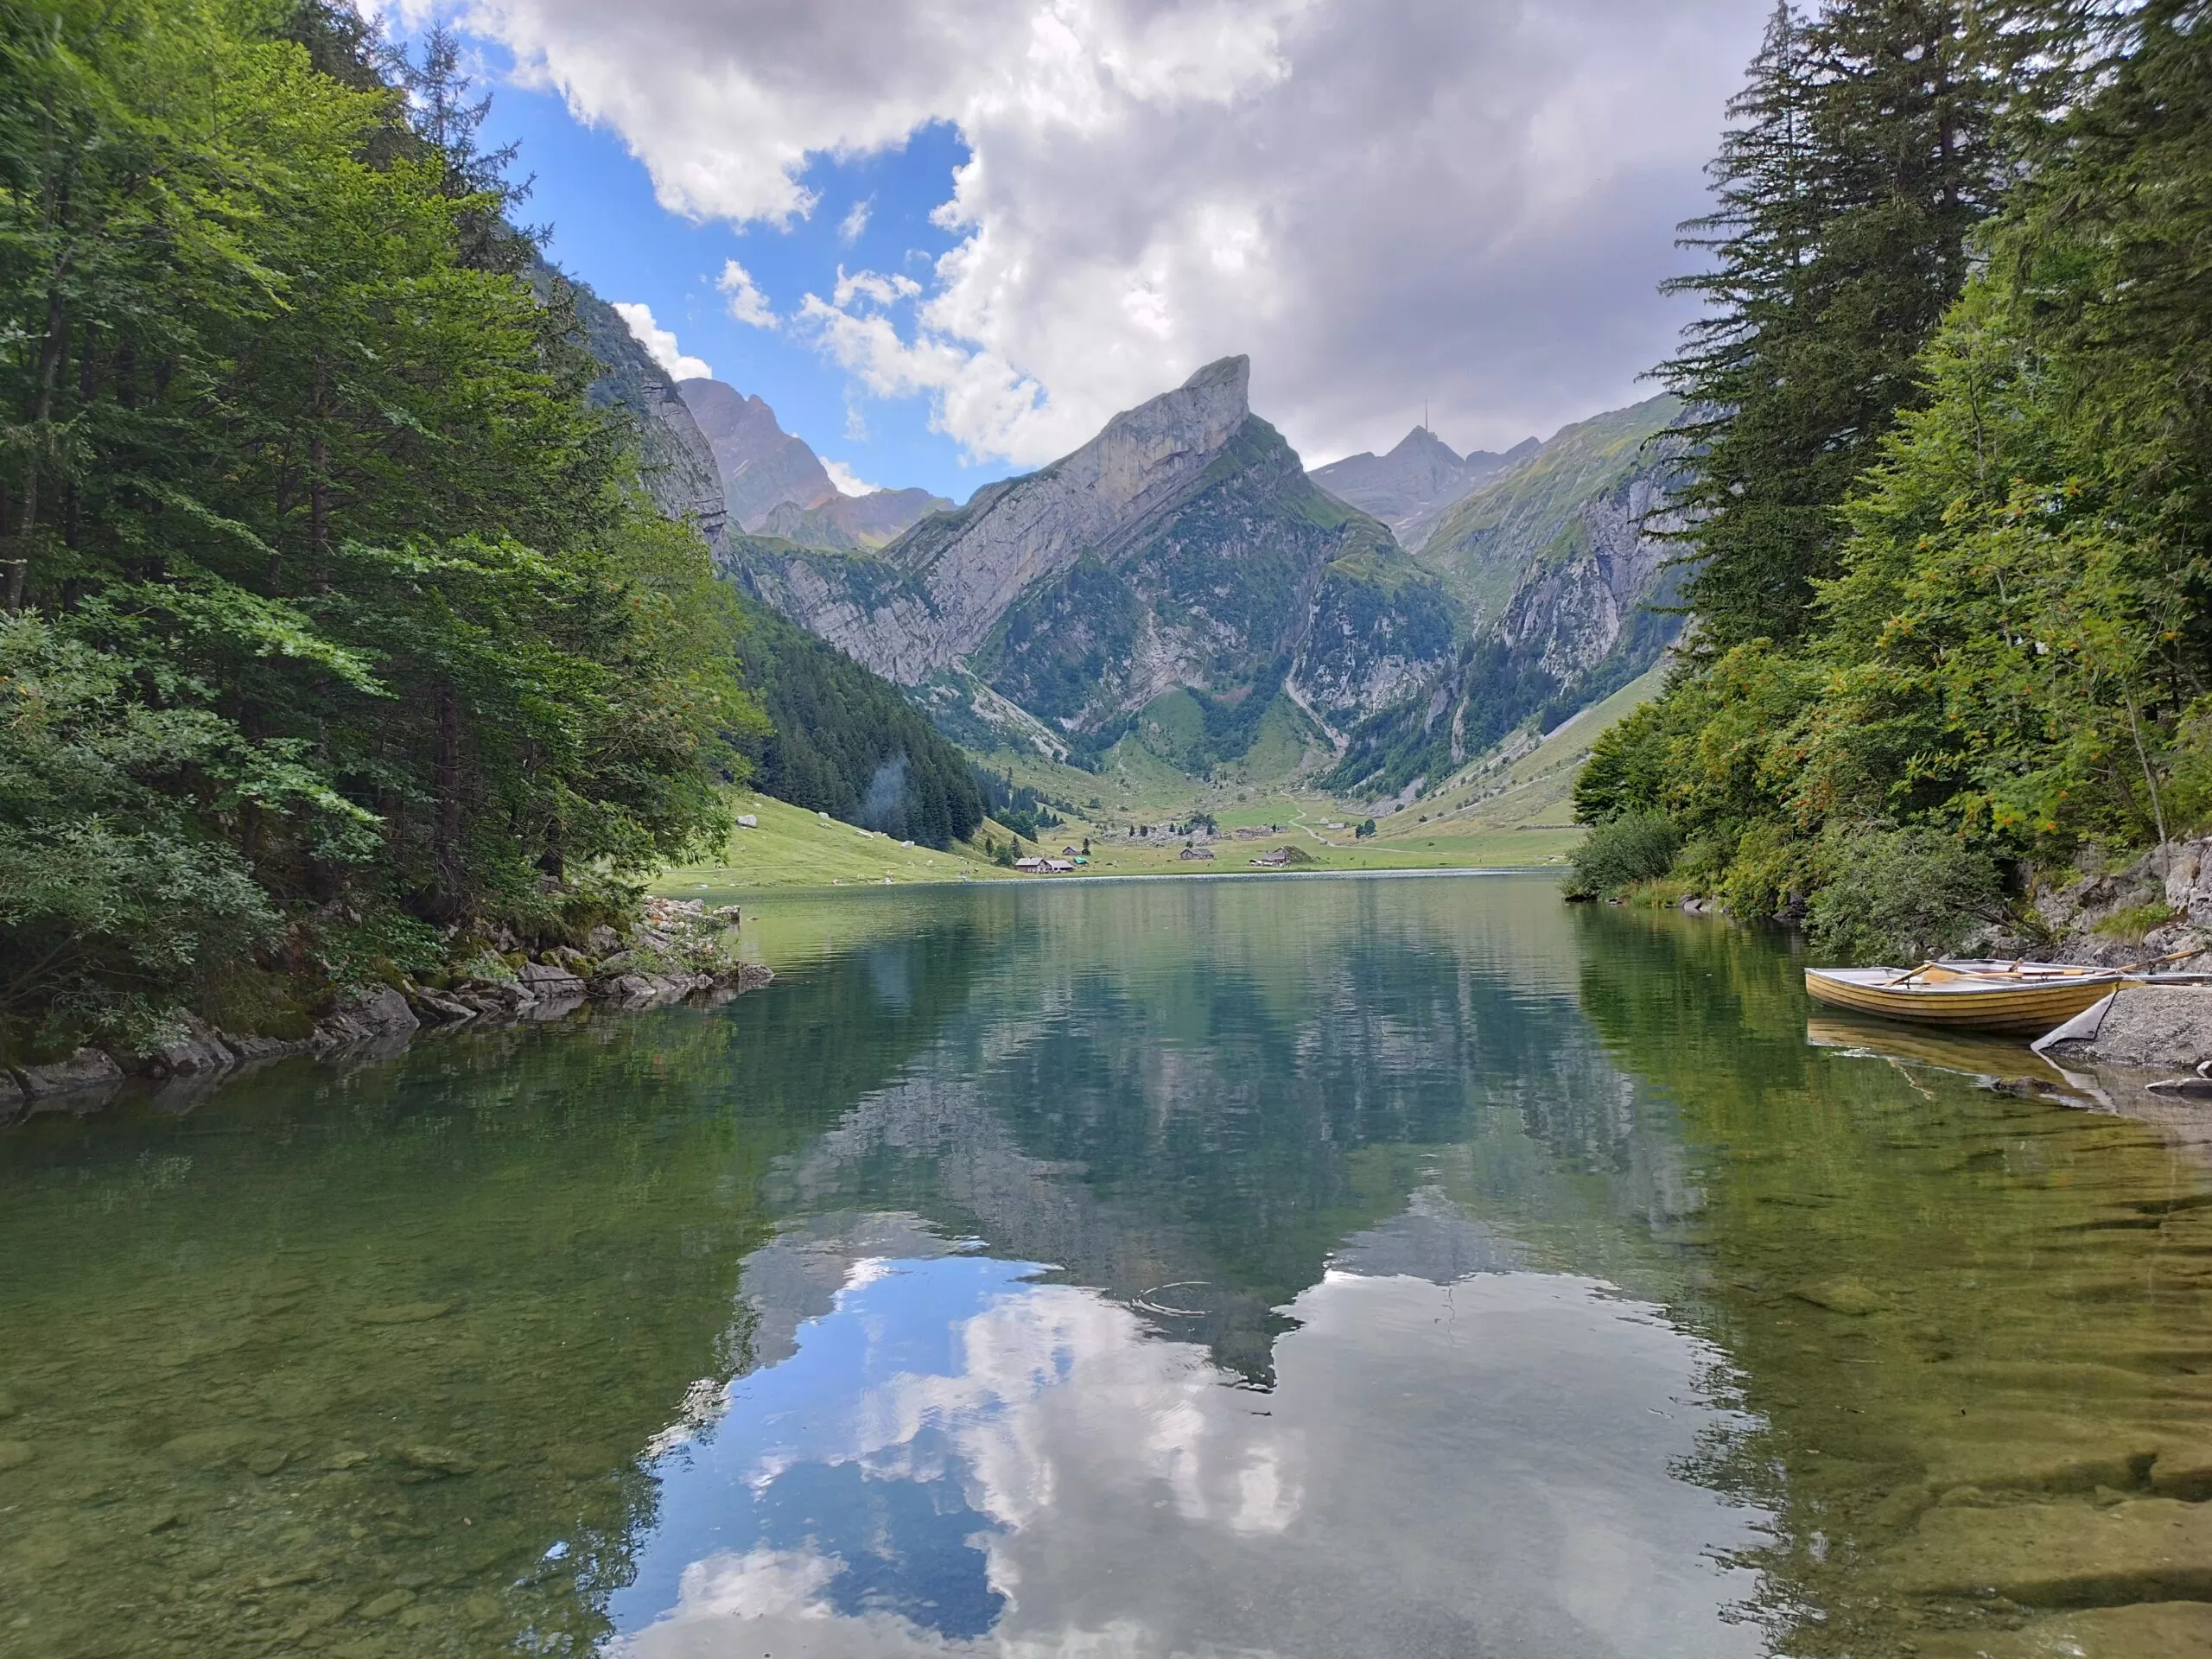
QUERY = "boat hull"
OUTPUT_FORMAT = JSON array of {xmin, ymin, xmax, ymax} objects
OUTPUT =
[{"xmin": 1803, "ymin": 968, "xmax": 2122, "ymax": 1037}]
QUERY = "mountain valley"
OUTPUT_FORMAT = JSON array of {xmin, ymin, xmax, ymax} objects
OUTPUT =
[
  {"xmin": 586, "ymin": 302, "xmax": 1684, "ymax": 818},
  {"xmin": 728, "ymin": 358, "xmax": 1469, "ymax": 774}
]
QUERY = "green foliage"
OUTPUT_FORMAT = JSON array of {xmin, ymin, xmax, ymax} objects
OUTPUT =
[
  {"xmin": 0, "ymin": 615, "xmax": 283, "ymax": 1058},
  {"xmin": 0, "ymin": 3, "xmax": 755, "ymax": 1045},
  {"xmin": 1657, "ymin": 0, "xmax": 2024, "ymax": 649},
  {"xmin": 1803, "ymin": 823, "xmax": 2007, "ymax": 964},
  {"xmin": 1356, "ymin": 818, "xmax": 1376, "ymax": 838},
  {"xmin": 2098, "ymin": 903, "xmax": 2180, "ymax": 945},
  {"xmin": 730, "ymin": 599, "xmax": 984, "ymax": 849},
  {"xmin": 1565, "ymin": 812, "xmax": 1682, "ymax": 900},
  {"xmin": 1586, "ymin": 3, "xmax": 2210, "ymax": 931}
]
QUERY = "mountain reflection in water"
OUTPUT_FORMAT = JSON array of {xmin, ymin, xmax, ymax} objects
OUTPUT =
[{"xmin": 3, "ymin": 874, "xmax": 2210, "ymax": 1658}]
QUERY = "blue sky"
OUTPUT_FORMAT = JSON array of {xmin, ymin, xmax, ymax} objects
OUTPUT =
[{"xmin": 463, "ymin": 45, "xmax": 1008, "ymax": 502}]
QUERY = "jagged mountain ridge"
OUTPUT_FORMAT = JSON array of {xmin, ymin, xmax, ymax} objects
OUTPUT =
[
  {"xmin": 549, "ymin": 266, "xmax": 729, "ymax": 558},
  {"xmin": 760, "ymin": 486, "xmax": 954, "ymax": 552},
  {"xmin": 1322, "ymin": 394, "xmax": 1689, "ymax": 803},
  {"xmin": 676, "ymin": 378, "xmax": 837, "ymax": 530},
  {"xmin": 677, "ymin": 378, "xmax": 946, "ymax": 551},
  {"xmin": 729, "ymin": 358, "xmax": 1459, "ymax": 761},
  {"xmin": 575, "ymin": 274, "xmax": 1691, "ymax": 802},
  {"xmin": 1311, "ymin": 427, "xmax": 1539, "ymax": 552}
]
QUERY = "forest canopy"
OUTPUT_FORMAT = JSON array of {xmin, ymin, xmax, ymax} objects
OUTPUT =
[
  {"xmin": 1577, "ymin": 0, "xmax": 2212, "ymax": 951},
  {"xmin": 0, "ymin": 0, "xmax": 761, "ymax": 1058},
  {"xmin": 728, "ymin": 596, "xmax": 987, "ymax": 850}
]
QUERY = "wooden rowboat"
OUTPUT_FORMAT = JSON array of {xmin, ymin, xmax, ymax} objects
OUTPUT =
[{"xmin": 1802, "ymin": 960, "xmax": 2128, "ymax": 1037}]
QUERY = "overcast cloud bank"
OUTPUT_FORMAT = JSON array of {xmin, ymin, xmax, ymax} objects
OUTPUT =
[{"xmin": 440, "ymin": 0, "xmax": 1769, "ymax": 467}]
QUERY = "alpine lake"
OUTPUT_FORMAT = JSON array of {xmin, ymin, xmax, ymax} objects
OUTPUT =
[{"xmin": 7, "ymin": 873, "xmax": 2212, "ymax": 1659}]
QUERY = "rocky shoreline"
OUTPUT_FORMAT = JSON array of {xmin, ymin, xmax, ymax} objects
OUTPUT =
[
  {"xmin": 1640, "ymin": 834, "xmax": 2212, "ymax": 1078},
  {"xmin": 2038, "ymin": 984, "xmax": 2212, "ymax": 1082},
  {"xmin": 1, "ymin": 897, "xmax": 772, "ymax": 1114}
]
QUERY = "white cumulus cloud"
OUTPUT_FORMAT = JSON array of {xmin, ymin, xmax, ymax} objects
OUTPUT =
[
  {"xmin": 610, "ymin": 301, "xmax": 711, "ymax": 380},
  {"xmin": 715, "ymin": 259, "xmax": 779, "ymax": 329},
  {"xmin": 838, "ymin": 197, "xmax": 873, "ymax": 244},
  {"xmin": 821, "ymin": 459, "xmax": 882, "ymax": 497},
  {"xmin": 464, "ymin": 0, "xmax": 1770, "ymax": 466}
]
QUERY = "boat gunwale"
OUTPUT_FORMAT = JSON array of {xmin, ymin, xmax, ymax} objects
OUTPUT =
[{"xmin": 1806, "ymin": 965, "xmax": 2126, "ymax": 997}]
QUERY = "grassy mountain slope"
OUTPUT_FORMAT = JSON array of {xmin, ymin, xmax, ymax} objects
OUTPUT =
[{"xmin": 1414, "ymin": 395, "xmax": 1683, "ymax": 626}]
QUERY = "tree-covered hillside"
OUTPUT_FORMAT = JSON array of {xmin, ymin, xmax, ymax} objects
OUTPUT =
[
  {"xmin": 727, "ymin": 590, "xmax": 986, "ymax": 849},
  {"xmin": 1574, "ymin": 1, "xmax": 2211, "ymax": 959},
  {"xmin": 0, "ymin": 1, "xmax": 759, "ymax": 1059}
]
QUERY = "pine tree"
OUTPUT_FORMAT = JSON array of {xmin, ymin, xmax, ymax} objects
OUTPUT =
[
  {"xmin": 1659, "ymin": 0, "xmax": 2013, "ymax": 649},
  {"xmin": 385, "ymin": 25, "xmax": 538, "ymax": 271},
  {"xmin": 1655, "ymin": 2, "xmax": 1834, "ymax": 649}
]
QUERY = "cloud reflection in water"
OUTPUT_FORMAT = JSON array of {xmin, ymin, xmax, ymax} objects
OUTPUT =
[{"xmin": 607, "ymin": 1217, "xmax": 1771, "ymax": 1658}]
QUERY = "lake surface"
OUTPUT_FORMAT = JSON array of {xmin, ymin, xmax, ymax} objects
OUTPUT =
[{"xmin": 5, "ymin": 874, "xmax": 2212, "ymax": 1658}]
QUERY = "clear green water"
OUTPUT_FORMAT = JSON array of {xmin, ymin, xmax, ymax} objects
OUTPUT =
[{"xmin": 5, "ymin": 874, "xmax": 2212, "ymax": 1658}]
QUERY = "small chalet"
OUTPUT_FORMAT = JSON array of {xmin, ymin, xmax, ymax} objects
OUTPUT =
[
  {"xmin": 1180, "ymin": 845, "xmax": 1216, "ymax": 861},
  {"xmin": 1250, "ymin": 847, "xmax": 1291, "ymax": 867}
]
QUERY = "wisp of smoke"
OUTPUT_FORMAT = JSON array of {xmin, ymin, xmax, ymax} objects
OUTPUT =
[{"xmin": 858, "ymin": 752, "xmax": 909, "ymax": 835}]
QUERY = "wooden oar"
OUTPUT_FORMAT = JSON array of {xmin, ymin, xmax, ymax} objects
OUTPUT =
[{"xmin": 2126, "ymin": 944, "xmax": 2209, "ymax": 976}]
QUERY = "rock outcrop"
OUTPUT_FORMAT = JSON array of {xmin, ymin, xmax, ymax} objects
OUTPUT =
[
  {"xmin": 2, "ymin": 903, "xmax": 774, "ymax": 1112},
  {"xmin": 2027, "ymin": 835, "xmax": 2212, "ymax": 969},
  {"xmin": 731, "ymin": 357, "xmax": 1458, "ymax": 755},
  {"xmin": 12, "ymin": 1048, "xmax": 126, "ymax": 1097},
  {"xmin": 546, "ymin": 265, "xmax": 729, "ymax": 559},
  {"xmin": 2040, "ymin": 986, "xmax": 2212, "ymax": 1072}
]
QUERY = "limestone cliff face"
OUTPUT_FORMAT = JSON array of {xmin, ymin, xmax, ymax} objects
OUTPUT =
[
  {"xmin": 731, "ymin": 357, "xmax": 1457, "ymax": 753},
  {"xmin": 1493, "ymin": 466, "xmax": 1679, "ymax": 683},
  {"xmin": 1322, "ymin": 396, "xmax": 1689, "ymax": 800},
  {"xmin": 549, "ymin": 264, "xmax": 728, "ymax": 558},
  {"xmin": 760, "ymin": 356, "xmax": 1256, "ymax": 678},
  {"xmin": 677, "ymin": 379, "xmax": 838, "ymax": 531}
]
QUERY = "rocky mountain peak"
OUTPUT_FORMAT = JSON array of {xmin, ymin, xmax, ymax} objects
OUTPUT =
[
  {"xmin": 1065, "ymin": 354, "xmax": 1253, "ymax": 522},
  {"xmin": 1311, "ymin": 423, "xmax": 1541, "ymax": 551},
  {"xmin": 731, "ymin": 353, "xmax": 1458, "ymax": 734},
  {"xmin": 1385, "ymin": 425, "xmax": 1465, "ymax": 485},
  {"xmin": 677, "ymin": 378, "xmax": 837, "ymax": 531}
]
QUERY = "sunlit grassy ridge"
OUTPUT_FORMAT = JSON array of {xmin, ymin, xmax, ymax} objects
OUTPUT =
[{"xmin": 652, "ymin": 795, "xmax": 1014, "ymax": 893}]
